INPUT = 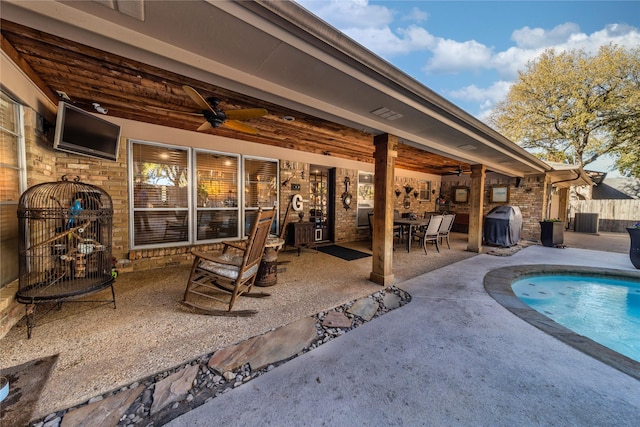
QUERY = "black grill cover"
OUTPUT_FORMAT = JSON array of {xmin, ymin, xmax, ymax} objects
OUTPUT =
[{"xmin": 483, "ymin": 205, "xmax": 522, "ymax": 247}]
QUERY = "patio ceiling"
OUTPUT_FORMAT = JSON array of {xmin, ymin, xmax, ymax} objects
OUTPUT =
[{"xmin": 1, "ymin": 0, "xmax": 549, "ymax": 177}]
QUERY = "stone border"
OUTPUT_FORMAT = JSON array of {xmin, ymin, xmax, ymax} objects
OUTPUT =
[
  {"xmin": 483, "ymin": 264, "xmax": 640, "ymax": 381},
  {"xmin": 30, "ymin": 286, "xmax": 411, "ymax": 427}
]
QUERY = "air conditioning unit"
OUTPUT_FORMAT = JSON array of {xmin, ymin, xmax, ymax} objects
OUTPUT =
[{"xmin": 574, "ymin": 213, "xmax": 599, "ymax": 233}]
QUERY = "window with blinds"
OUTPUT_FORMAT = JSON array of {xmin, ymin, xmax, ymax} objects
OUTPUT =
[
  {"xmin": 195, "ymin": 150, "xmax": 240, "ymax": 241},
  {"xmin": 130, "ymin": 141, "xmax": 190, "ymax": 246},
  {"xmin": 128, "ymin": 141, "xmax": 278, "ymax": 248},
  {"xmin": 0, "ymin": 92, "xmax": 25, "ymax": 288},
  {"xmin": 244, "ymin": 157, "xmax": 278, "ymax": 235}
]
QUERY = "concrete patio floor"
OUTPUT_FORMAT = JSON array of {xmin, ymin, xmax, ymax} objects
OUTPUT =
[
  {"xmin": 1, "ymin": 229, "xmax": 638, "ymax": 425},
  {"xmin": 169, "ymin": 238, "xmax": 639, "ymax": 426}
]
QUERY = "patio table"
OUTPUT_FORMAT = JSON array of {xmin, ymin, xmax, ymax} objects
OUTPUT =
[{"xmin": 394, "ymin": 218, "xmax": 431, "ymax": 252}]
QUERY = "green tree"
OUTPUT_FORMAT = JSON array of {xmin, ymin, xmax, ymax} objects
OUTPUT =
[{"xmin": 489, "ymin": 45, "xmax": 640, "ymax": 177}]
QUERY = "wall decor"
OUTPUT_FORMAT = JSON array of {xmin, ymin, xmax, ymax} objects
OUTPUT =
[
  {"xmin": 453, "ymin": 186, "xmax": 469, "ymax": 203},
  {"xmin": 341, "ymin": 177, "xmax": 353, "ymax": 210},
  {"xmin": 490, "ymin": 185, "xmax": 509, "ymax": 203}
]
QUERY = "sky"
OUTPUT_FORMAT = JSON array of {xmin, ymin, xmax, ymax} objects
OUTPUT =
[{"xmin": 295, "ymin": 1, "xmax": 640, "ymax": 175}]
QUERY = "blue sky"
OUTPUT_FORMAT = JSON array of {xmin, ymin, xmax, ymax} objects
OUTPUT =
[{"xmin": 296, "ymin": 1, "xmax": 640, "ymax": 174}]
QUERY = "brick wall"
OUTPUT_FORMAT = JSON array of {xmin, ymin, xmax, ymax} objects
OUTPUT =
[
  {"xmin": 440, "ymin": 174, "xmax": 547, "ymax": 242},
  {"xmin": 334, "ymin": 169, "xmax": 359, "ymax": 242},
  {"xmin": 391, "ymin": 178, "xmax": 441, "ymax": 217},
  {"xmin": 510, "ymin": 175, "xmax": 547, "ymax": 241}
]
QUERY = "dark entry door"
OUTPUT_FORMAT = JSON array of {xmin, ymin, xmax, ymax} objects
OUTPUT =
[{"xmin": 309, "ymin": 166, "xmax": 334, "ymax": 243}]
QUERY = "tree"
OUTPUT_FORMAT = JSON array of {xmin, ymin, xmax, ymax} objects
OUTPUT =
[{"xmin": 489, "ymin": 45, "xmax": 640, "ymax": 177}]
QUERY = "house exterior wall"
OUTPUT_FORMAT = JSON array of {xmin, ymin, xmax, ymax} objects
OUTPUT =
[
  {"xmin": 441, "ymin": 173, "xmax": 547, "ymax": 243},
  {"xmin": 1, "ymin": 51, "xmax": 550, "ymax": 336}
]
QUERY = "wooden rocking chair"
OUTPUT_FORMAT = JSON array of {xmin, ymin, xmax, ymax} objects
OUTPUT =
[{"xmin": 181, "ymin": 208, "xmax": 275, "ymax": 316}]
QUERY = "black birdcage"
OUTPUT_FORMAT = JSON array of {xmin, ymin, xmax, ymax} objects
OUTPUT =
[{"xmin": 17, "ymin": 175, "xmax": 116, "ymax": 338}]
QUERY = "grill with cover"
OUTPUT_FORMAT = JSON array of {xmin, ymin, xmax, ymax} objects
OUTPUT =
[
  {"xmin": 17, "ymin": 176, "xmax": 116, "ymax": 337},
  {"xmin": 483, "ymin": 205, "xmax": 522, "ymax": 247}
]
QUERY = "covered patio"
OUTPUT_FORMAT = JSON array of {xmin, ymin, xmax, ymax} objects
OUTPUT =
[
  {"xmin": 0, "ymin": 232, "xmax": 477, "ymax": 422},
  {"xmin": 1, "ymin": 0, "xmax": 557, "ymax": 287},
  {"xmin": 1, "ymin": 231, "xmax": 636, "ymax": 425}
]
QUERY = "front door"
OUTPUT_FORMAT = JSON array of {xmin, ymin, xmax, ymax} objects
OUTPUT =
[{"xmin": 309, "ymin": 166, "xmax": 333, "ymax": 243}]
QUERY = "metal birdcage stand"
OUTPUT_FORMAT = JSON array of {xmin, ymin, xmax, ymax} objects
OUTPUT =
[{"xmin": 17, "ymin": 175, "xmax": 116, "ymax": 338}]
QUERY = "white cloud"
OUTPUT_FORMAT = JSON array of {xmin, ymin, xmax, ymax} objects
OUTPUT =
[
  {"xmin": 492, "ymin": 22, "xmax": 640, "ymax": 80},
  {"xmin": 340, "ymin": 25, "xmax": 434, "ymax": 57},
  {"xmin": 296, "ymin": 0, "xmax": 394, "ymax": 30},
  {"xmin": 297, "ymin": 0, "xmax": 433, "ymax": 57},
  {"xmin": 423, "ymin": 39, "xmax": 494, "ymax": 74},
  {"xmin": 491, "ymin": 46, "xmax": 546, "ymax": 80},
  {"xmin": 579, "ymin": 24, "xmax": 640, "ymax": 52},
  {"xmin": 297, "ymin": 0, "xmax": 640, "ymax": 117},
  {"xmin": 446, "ymin": 81, "xmax": 513, "ymax": 117},
  {"xmin": 512, "ymin": 23, "xmax": 581, "ymax": 49},
  {"xmin": 402, "ymin": 7, "xmax": 428, "ymax": 23}
]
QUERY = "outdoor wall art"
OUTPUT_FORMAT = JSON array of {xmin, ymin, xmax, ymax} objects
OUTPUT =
[
  {"xmin": 490, "ymin": 185, "xmax": 509, "ymax": 203},
  {"xmin": 453, "ymin": 187, "xmax": 469, "ymax": 203}
]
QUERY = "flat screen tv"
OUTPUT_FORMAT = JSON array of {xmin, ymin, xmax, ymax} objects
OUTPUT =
[{"xmin": 53, "ymin": 101, "xmax": 121, "ymax": 161}]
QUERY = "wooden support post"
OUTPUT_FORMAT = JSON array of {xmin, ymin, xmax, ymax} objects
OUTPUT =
[
  {"xmin": 467, "ymin": 164, "xmax": 486, "ymax": 253},
  {"xmin": 370, "ymin": 133, "xmax": 397, "ymax": 286}
]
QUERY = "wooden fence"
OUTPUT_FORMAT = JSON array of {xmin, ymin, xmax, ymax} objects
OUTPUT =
[{"xmin": 569, "ymin": 200, "xmax": 640, "ymax": 232}]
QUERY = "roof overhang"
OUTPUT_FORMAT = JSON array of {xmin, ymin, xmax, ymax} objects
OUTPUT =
[
  {"xmin": 2, "ymin": 0, "xmax": 550, "ymax": 177},
  {"xmin": 545, "ymin": 163, "xmax": 594, "ymax": 188}
]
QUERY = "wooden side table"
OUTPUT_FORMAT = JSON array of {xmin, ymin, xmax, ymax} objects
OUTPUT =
[{"xmin": 286, "ymin": 222, "xmax": 315, "ymax": 255}]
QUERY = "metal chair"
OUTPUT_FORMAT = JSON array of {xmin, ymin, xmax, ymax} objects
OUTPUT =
[
  {"xmin": 438, "ymin": 214, "xmax": 456, "ymax": 249},
  {"xmin": 413, "ymin": 215, "xmax": 443, "ymax": 254},
  {"xmin": 393, "ymin": 210, "xmax": 405, "ymax": 243},
  {"xmin": 181, "ymin": 208, "xmax": 275, "ymax": 316}
]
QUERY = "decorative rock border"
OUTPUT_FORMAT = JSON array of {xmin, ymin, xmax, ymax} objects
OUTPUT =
[{"xmin": 31, "ymin": 286, "xmax": 411, "ymax": 427}]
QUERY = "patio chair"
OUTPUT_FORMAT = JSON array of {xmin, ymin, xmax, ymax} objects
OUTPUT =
[
  {"xmin": 393, "ymin": 210, "xmax": 405, "ymax": 243},
  {"xmin": 413, "ymin": 215, "xmax": 443, "ymax": 254},
  {"xmin": 438, "ymin": 213, "xmax": 456, "ymax": 249},
  {"xmin": 181, "ymin": 208, "xmax": 275, "ymax": 316}
]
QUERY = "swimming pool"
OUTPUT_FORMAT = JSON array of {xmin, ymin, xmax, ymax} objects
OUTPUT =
[
  {"xmin": 484, "ymin": 265, "xmax": 640, "ymax": 380},
  {"xmin": 512, "ymin": 275, "xmax": 640, "ymax": 363}
]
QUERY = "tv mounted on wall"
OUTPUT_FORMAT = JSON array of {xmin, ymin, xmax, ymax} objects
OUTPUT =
[{"xmin": 53, "ymin": 101, "xmax": 121, "ymax": 161}]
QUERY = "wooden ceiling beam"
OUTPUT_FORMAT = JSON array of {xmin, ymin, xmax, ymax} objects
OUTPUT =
[
  {"xmin": 0, "ymin": 33, "xmax": 58, "ymax": 103},
  {"xmin": 0, "ymin": 18, "xmax": 470, "ymax": 175}
]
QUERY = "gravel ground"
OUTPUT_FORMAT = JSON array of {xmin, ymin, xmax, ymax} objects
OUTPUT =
[{"xmin": 31, "ymin": 286, "xmax": 411, "ymax": 427}]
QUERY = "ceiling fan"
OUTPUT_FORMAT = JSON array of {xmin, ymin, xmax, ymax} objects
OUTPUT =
[
  {"xmin": 150, "ymin": 85, "xmax": 268, "ymax": 134},
  {"xmin": 445, "ymin": 165, "xmax": 471, "ymax": 176}
]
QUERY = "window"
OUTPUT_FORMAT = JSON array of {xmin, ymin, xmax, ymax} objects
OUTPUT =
[
  {"xmin": 129, "ymin": 141, "xmax": 278, "ymax": 248},
  {"xmin": 0, "ymin": 92, "xmax": 26, "ymax": 288},
  {"xmin": 130, "ymin": 141, "xmax": 190, "ymax": 246},
  {"xmin": 244, "ymin": 157, "xmax": 278, "ymax": 235},
  {"xmin": 195, "ymin": 150, "xmax": 240, "ymax": 241},
  {"xmin": 357, "ymin": 172, "xmax": 374, "ymax": 227},
  {"xmin": 418, "ymin": 180, "xmax": 431, "ymax": 201}
]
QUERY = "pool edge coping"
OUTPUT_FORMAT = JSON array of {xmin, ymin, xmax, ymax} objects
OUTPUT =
[{"xmin": 484, "ymin": 265, "xmax": 640, "ymax": 381}]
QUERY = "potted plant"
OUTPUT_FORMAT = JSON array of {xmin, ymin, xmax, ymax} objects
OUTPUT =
[
  {"xmin": 627, "ymin": 222, "xmax": 640, "ymax": 269},
  {"xmin": 540, "ymin": 218, "xmax": 564, "ymax": 247}
]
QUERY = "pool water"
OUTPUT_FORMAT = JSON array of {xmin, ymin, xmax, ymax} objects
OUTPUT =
[{"xmin": 512, "ymin": 275, "xmax": 640, "ymax": 363}]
